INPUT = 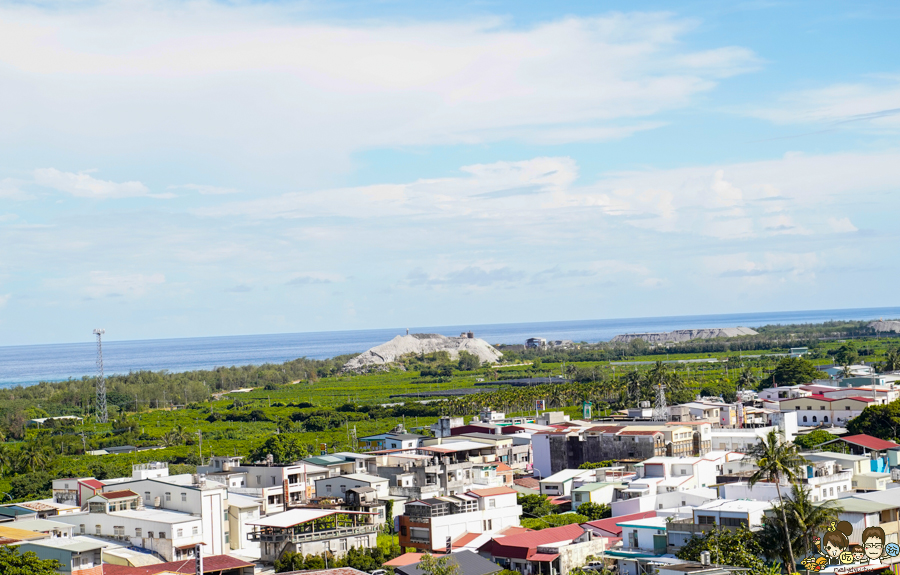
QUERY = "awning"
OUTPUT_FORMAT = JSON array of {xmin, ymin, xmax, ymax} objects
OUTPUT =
[{"xmin": 528, "ymin": 553, "xmax": 559, "ymax": 561}]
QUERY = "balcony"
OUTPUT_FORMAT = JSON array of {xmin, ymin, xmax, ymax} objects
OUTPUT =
[
  {"xmin": 665, "ymin": 520, "xmax": 749, "ymax": 535},
  {"xmin": 804, "ymin": 470, "xmax": 852, "ymax": 486},
  {"xmin": 249, "ymin": 524, "xmax": 377, "ymax": 544}
]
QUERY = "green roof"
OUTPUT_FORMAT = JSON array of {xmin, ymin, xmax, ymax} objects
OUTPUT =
[{"xmin": 573, "ymin": 482, "xmax": 619, "ymax": 492}]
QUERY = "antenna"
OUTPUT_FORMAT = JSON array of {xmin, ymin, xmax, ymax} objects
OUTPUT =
[
  {"xmin": 93, "ymin": 329, "xmax": 108, "ymax": 424},
  {"xmin": 652, "ymin": 382, "xmax": 667, "ymax": 421}
]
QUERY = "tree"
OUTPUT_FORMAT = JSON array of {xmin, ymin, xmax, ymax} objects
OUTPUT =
[
  {"xmin": 0, "ymin": 545, "xmax": 62, "ymax": 575},
  {"xmin": 847, "ymin": 400, "xmax": 900, "ymax": 441},
  {"xmin": 579, "ymin": 461, "xmax": 615, "ymax": 469},
  {"xmin": 249, "ymin": 433, "xmax": 311, "ymax": 464},
  {"xmin": 833, "ymin": 343, "xmax": 859, "ymax": 366},
  {"xmin": 576, "ymin": 502, "xmax": 611, "ymax": 521},
  {"xmin": 737, "ymin": 369, "xmax": 756, "ymax": 390},
  {"xmin": 418, "ymin": 553, "xmax": 461, "ymax": 575},
  {"xmin": 676, "ymin": 526, "xmax": 765, "ymax": 575},
  {"xmin": 747, "ymin": 430, "xmax": 807, "ymax": 571},
  {"xmin": 522, "ymin": 513, "xmax": 587, "ymax": 530},
  {"xmin": 766, "ymin": 358, "xmax": 825, "ymax": 388},
  {"xmin": 792, "ymin": 430, "xmax": 838, "ymax": 451},
  {"xmin": 457, "ymin": 351, "xmax": 480, "ymax": 371},
  {"xmin": 785, "ymin": 483, "xmax": 842, "ymax": 559},
  {"xmin": 882, "ymin": 346, "xmax": 900, "ymax": 372},
  {"xmin": 517, "ymin": 494, "xmax": 556, "ymax": 517}
]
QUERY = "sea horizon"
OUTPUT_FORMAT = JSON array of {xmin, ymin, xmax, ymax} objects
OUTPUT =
[{"xmin": 2, "ymin": 305, "xmax": 898, "ymax": 389}]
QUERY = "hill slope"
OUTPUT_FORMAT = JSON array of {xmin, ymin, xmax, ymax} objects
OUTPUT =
[{"xmin": 342, "ymin": 333, "xmax": 502, "ymax": 371}]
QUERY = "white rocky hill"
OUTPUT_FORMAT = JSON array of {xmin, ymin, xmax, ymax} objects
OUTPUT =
[
  {"xmin": 611, "ymin": 327, "xmax": 758, "ymax": 344},
  {"xmin": 869, "ymin": 320, "xmax": 900, "ymax": 333},
  {"xmin": 342, "ymin": 333, "xmax": 502, "ymax": 372}
]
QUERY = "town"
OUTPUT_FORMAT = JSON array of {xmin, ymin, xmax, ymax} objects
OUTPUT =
[{"xmin": 3, "ymin": 338, "xmax": 900, "ymax": 575}]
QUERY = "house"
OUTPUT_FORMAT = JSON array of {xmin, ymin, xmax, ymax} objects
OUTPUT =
[
  {"xmin": 99, "ymin": 470, "xmax": 229, "ymax": 557},
  {"xmin": 610, "ymin": 487, "xmax": 718, "ymax": 518},
  {"xmin": 717, "ymin": 456, "xmax": 851, "ymax": 502},
  {"xmin": 14, "ymin": 538, "xmax": 104, "ymax": 575},
  {"xmin": 373, "ymin": 452, "xmax": 477, "ymax": 500},
  {"xmin": 224, "ymin": 492, "xmax": 263, "ymax": 552},
  {"xmin": 0, "ymin": 523, "xmax": 50, "ymax": 543},
  {"xmin": 398, "ymin": 487, "xmax": 521, "ymax": 552},
  {"xmin": 100, "ymin": 554, "xmax": 256, "ymax": 575},
  {"xmin": 572, "ymin": 482, "xmax": 619, "ymax": 509},
  {"xmin": 52, "ymin": 478, "xmax": 106, "ymax": 507},
  {"xmin": 618, "ymin": 515, "xmax": 672, "ymax": 554},
  {"xmin": 777, "ymin": 395, "xmax": 880, "ymax": 427},
  {"xmin": 804, "ymin": 452, "xmax": 891, "ymax": 492},
  {"xmin": 314, "ymin": 473, "xmax": 390, "ymax": 500},
  {"xmin": 583, "ymin": 511, "xmax": 657, "ymax": 539},
  {"xmin": 359, "ymin": 428, "xmax": 426, "ymax": 451},
  {"xmin": 482, "ymin": 523, "xmax": 606, "ymax": 575},
  {"xmin": 344, "ymin": 487, "xmax": 388, "ymax": 526},
  {"xmin": 819, "ymin": 434, "xmax": 900, "ymax": 470},
  {"xmin": 247, "ymin": 508, "xmax": 378, "ymax": 563},
  {"xmin": 390, "ymin": 550, "xmax": 502, "ymax": 575},
  {"xmin": 456, "ymin": 433, "xmax": 533, "ymax": 470},
  {"xmin": 201, "ymin": 456, "xmax": 325, "ymax": 512},
  {"xmin": 539, "ymin": 469, "xmax": 596, "ymax": 497},
  {"xmin": 10, "ymin": 518, "xmax": 75, "ymax": 539},
  {"xmin": 666, "ymin": 499, "xmax": 772, "ymax": 549},
  {"xmin": 835, "ymin": 492, "xmax": 900, "ymax": 546}
]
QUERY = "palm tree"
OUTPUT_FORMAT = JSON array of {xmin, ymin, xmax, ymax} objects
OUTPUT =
[
  {"xmin": 882, "ymin": 347, "xmax": 900, "ymax": 372},
  {"xmin": 747, "ymin": 429, "xmax": 807, "ymax": 571},
  {"xmin": 785, "ymin": 483, "xmax": 842, "ymax": 558},
  {"xmin": 17, "ymin": 441, "xmax": 51, "ymax": 473},
  {"xmin": 737, "ymin": 369, "xmax": 755, "ymax": 391},
  {"xmin": 0, "ymin": 444, "xmax": 15, "ymax": 475}
]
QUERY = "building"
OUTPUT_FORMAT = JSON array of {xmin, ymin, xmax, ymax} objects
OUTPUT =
[
  {"xmin": 818, "ymin": 434, "xmax": 900, "ymax": 468},
  {"xmin": 314, "ymin": 473, "xmax": 390, "ymax": 501},
  {"xmin": 610, "ymin": 487, "xmax": 717, "ymax": 518},
  {"xmin": 666, "ymin": 499, "xmax": 771, "ymax": 549},
  {"xmin": 835, "ymin": 492, "xmax": 900, "ymax": 546},
  {"xmin": 618, "ymin": 515, "xmax": 673, "ymax": 554},
  {"xmin": 482, "ymin": 523, "xmax": 607, "ymax": 575},
  {"xmin": 225, "ymin": 492, "xmax": 263, "ymax": 552},
  {"xmin": 539, "ymin": 469, "xmax": 597, "ymax": 497},
  {"xmin": 398, "ymin": 487, "xmax": 521, "ymax": 552},
  {"xmin": 373, "ymin": 452, "xmax": 477, "ymax": 500},
  {"xmin": 247, "ymin": 508, "xmax": 378, "ymax": 563},
  {"xmin": 455, "ymin": 433, "xmax": 533, "ymax": 470},
  {"xmin": 359, "ymin": 428, "xmax": 426, "ymax": 451},
  {"xmin": 804, "ymin": 452, "xmax": 891, "ymax": 492},
  {"xmin": 717, "ymin": 457, "xmax": 851, "ymax": 503},
  {"xmin": 344, "ymin": 487, "xmax": 388, "ymax": 526},
  {"xmin": 52, "ymin": 478, "xmax": 106, "ymax": 507},
  {"xmin": 201, "ymin": 456, "xmax": 321, "ymax": 513},
  {"xmin": 582, "ymin": 511, "xmax": 656, "ymax": 539},
  {"xmin": 14, "ymin": 539, "xmax": 104, "ymax": 575},
  {"xmin": 389, "ymin": 550, "xmax": 502, "ymax": 575},
  {"xmin": 10, "ymin": 518, "xmax": 75, "ymax": 539},
  {"xmin": 99, "ymin": 470, "xmax": 228, "ymax": 557},
  {"xmin": 774, "ymin": 395, "xmax": 880, "ymax": 427},
  {"xmin": 572, "ymin": 482, "xmax": 620, "ymax": 510}
]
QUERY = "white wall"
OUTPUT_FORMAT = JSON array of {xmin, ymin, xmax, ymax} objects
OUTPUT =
[{"xmin": 531, "ymin": 434, "xmax": 553, "ymax": 479}]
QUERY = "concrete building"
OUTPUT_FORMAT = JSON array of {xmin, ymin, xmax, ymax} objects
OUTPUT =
[
  {"xmin": 804, "ymin": 452, "xmax": 891, "ymax": 492},
  {"xmin": 482, "ymin": 523, "xmax": 607, "ymax": 575},
  {"xmin": 572, "ymin": 482, "xmax": 620, "ymax": 509},
  {"xmin": 359, "ymin": 431, "xmax": 426, "ymax": 451},
  {"xmin": 455, "ymin": 433, "xmax": 532, "ymax": 470},
  {"xmin": 666, "ymin": 499, "xmax": 772, "ymax": 549},
  {"xmin": 314, "ymin": 473, "xmax": 390, "ymax": 501},
  {"xmin": 51, "ymin": 478, "xmax": 106, "ymax": 507},
  {"xmin": 247, "ymin": 508, "xmax": 378, "ymax": 563},
  {"xmin": 398, "ymin": 487, "xmax": 521, "ymax": 552},
  {"xmin": 610, "ymin": 488, "xmax": 718, "ymax": 518},
  {"xmin": 201, "ymin": 456, "xmax": 324, "ymax": 514},
  {"xmin": 14, "ymin": 539, "xmax": 104, "ymax": 575},
  {"xmin": 773, "ymin": 395, "xmax": 880, "ymax": 427},
  {"xmin": 539, "ymin": 469, "xmax": 596, "ymax": 497},
  {"xmin": 717, "ymin": 456, "xmax": 851, "ymax": 503}
]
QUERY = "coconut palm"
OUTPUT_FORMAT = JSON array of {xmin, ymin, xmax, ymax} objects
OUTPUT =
[
  {"xmin": 747, "ymin": 429, "xmax": 807, "ymax": 571},
  {"xmin": 882, "ymin": 346, "xmax": 900, "ymax": 372},
  {"xmin": 785, "ymin": 483, "xmax": 842, "ymax": 558},
  {"xmin": 737, "ymin": 369, "xmax": 755, "ymax": 391},
  {"xmin": 17, "ymin": 441, "xmax": 52, "ymax": 473}
]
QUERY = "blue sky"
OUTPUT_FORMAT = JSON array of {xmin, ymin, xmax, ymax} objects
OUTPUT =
[{"xmin": 1, "ymin": 0, "xmax": 899, "ymax": 346}]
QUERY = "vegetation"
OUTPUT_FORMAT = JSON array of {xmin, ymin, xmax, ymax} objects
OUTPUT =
[
  {"xmin": 847, "ymin": 401, "xmax": 900, "ymax": 442},
  {"xmin": 0, "ymin": 546, "xmax": 63, "ymax": 575},
  {"xmin": 747, "ymin": 430, "xmax": 808, "ymax": 571},
  {"xmin": 574, "ymin": 502, "xmax": 611, "ymax": 521},
  {"xmin": 418, "ymin": 553, "xmax": 462, "ymax": 575},
  {"xmin": 521, "ymin": 512, "xmax": 588, "ymax": 530},
  {"xmin": 518, "ymin": 494, "xmax": 557, "ymax": 517},
  {"xmin": 757, "ymin": 484, "xmax": 842, "ymax": 564},
  {"xmin": 677, "ymin": 526, "xmax": 766, "ymax": 575},
  {"xmin": 792, "ymin": 430, "xmax": 839, "ymax": 451}
]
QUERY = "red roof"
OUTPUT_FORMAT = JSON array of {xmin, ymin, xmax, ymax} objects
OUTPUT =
[
  {"xmin": 452, "ymin": 532, "xmax": 482, "ymax": 548},
  {"xmin": 528, "ymin": 552, "xmax": 560, "ymax": 561},
  {"xmin": 588, "ymin": 425, "xmax": 624, "ymax": 433},
  {"xmin": 384, "ymin": 553, "xmax": 446, "ymax": 567},
  {"xmin": 100, "ymin": 490, "xmax": 139, "ymax": 500},
  {"xmin": 81, "ymin": 479, "xmax": 105, "ymax": 489},
  {"xmin": 486, "ymin": 523, "xmax": 586, "ymax": 560},
  {"xmin": 468, "ymin": 487, "xmax": 516, "ymax": 497},
  {"xmin": 104, "ymin": 555, "xmax": 254, "ymax": 575},
  {"xmin": 618, "ymin": 430, "xmax": 662, "ymax": 436},
  {"xmin": 495, "ymin": 463, "xmax": 513, "ymax": 472},
  {"xmin": 514, "ymin": 477, "xmax": 540, "ymax": 489},
  {"xmin": 584, "ymin": 511, "xmax": 657, "ymax": 536},
  {"xmin": 841, "ymin": 434, "xmax": 900, "ymax": 451}
]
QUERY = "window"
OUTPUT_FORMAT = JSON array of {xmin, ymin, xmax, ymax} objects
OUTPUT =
[
  {"xmin": 165, "ymin": 492, "xmax": 171, "ymax": 502},
  {"xmin": 803, "ymin": 416, "xmax": 808, "ymax": 422},
  {"xmin": 720, "ymin": 517, "xmax": 747, "ymax": 527},
  {"xmin": 326, "ymin": 485, "xmax": 332, "ymax": 493},
  {"xmin": 96, "ymin": 525, "xmax": 102, "ymax": 535},
  {"xmin": 484, "ymin": 519, "xmax": 493, "ymax": 530},
  {"xmin": 489, "ymin": 498, "xmax": 496, "ymax": 509},
  {"xmin": 339, "ymin": 538, "xmax": 348, "ymax": 551},
  {"xmin": 148, "ymin": 531, "xmax": 154, "ymax": 538},
  {"xmin": 845, "ymin": 406, "xmax": 851, "ymax": 411},
  {"xmin": 829, "ymin": 487, "xmax": 834, "ymax": 496},
  {"xmin": 135, "ymin": 528, "xmax": 142, "ymax": 537},
  {"xmin": 145, "ymin": 491, "xmax": 151, "ymax": 502},
  {"xmin": 697, "ymin": 515, "xmax": 715, "ymax": 525},
  {"xmin": 256, "ymin": 475, "xmax": 261, "ymax": 485},
  {"xmin": 225, "ymin": 532, "xmax": 230, "ymax": 544},
  {"xmin": 795, "ymin": 406, "xmax": 800, "ymax": 410},
  {"xmin": 824, "ymin": 416, "xmax": 829, "ymax": 422},
  {"xmin": 807, "ymin": 406, "xmax": 812, "ymax": 410},
  {"xmin": 159, "ymin": 532, "xmax": 166, "ymax": 539},
  {"xmin": 72, "ymin": 556, "xmax": 82, "ymax": 569},
  {"xmin": 224, "ymin": 510, "xmax": 229, "ymax": 522},
  {"xmin": 812, "ymin": 416, "xmax": 818, "ymax": 422},
  {"xmin": 79, "ymin": 524, "xmax": 85, "ymax": 534},
  {"xmin": 659, "ymin": 504, "xmax": 663, "ymax": 509},
  {"xmin": 177, "ymin": 529, "xmax": 184, "ymax": 537},
  {"xmin": 192, "ymin": 526, "xmax": 199, "ymax": 535},
  {"xmin": 680, "ymin": 469, "xmax": 686, "ymax": 475},
  {"xmin": 181, "ymin": 492, "xmax": 187, "ymax": 502}
]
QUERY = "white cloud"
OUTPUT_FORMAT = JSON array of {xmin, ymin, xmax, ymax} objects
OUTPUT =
[
  {"xmin": 287, "ymin": 272, "xmax": 345, "ymax": 285},
  {"xmin": 0, "ymin": 178, "xmax": 33, "ymax": 200},
  {"xmin": 709, "ymin": 252, "xmax": 818, "ymax": 283},
  {"xmin": 86, "ymin": 272, "xmax": 165, "ymax": 298},
  {"xmin": 0, "ymin": 294, "xmax": 9, "ymax": 307},
  {"xmin": 748, "ymin": 79, "xmax": 900, "ymax": 130},
  {"xmin": 828, "ymin": 217, "xmax": 858, "ymax": 233},
  {"xmin": 0, "ymin": 5, "xmax": 756, "ymax": 171},
  {"xmin": 169, "ymin": 184, "xmax": 240, "ymax": 195},
  {"xmin": 33, "ymin": 168, "xmax": 171, "ymax": 199}
]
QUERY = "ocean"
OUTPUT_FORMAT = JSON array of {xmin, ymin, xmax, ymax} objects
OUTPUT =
[{"xmin": 1, "ymin": 306, "xmax": 898, "ymax": 388}]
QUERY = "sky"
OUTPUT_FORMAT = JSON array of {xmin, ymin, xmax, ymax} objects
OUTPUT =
[{"xmin": 1, "ymin": 0, "xmax": 899, "ymax": 346}]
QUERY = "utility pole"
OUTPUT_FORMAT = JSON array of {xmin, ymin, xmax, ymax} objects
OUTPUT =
[{"xmin": 93, "ymin": 329, "xmax": 108, "ymax": 424}]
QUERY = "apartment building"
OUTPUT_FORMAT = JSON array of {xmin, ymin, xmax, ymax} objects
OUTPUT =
[
  {"xmin": 482, "ymin": 523, "xmax": 607, "ymax": 575},
  {"xmin": 314, "ymin": 473, "xmax": 390, "ymax": 500},
  {"xmin": 667, "ymin": 499, "xmax": 771, "ymax": 549},
  {"xmin": 398, "ymin": 487, "xmax": 521, "ymax": 552},
  {"xmin": 248, "ymin": 508, "xmax": 378, "ymax": 563},
  {"xmin": 768, "ymin": 395, "xmax": 879, "ymax": 427},
  {"xmin": 201, "ymin": 455, "xmax": 323, "ymax": 513},
  {"xmin": 717, "ymin": 457, "xmax": 851, "ymax": 502},
  {"xmin": 804, "ymin": 452, "xmax": 891, "ymax": 492},
  {"xmin": 374, "ymin": 452, "xmax": 477, "ymax": 500},
  {"xmin": 15, "ymin": 539, "xmax": 105, "ymax": 575}
]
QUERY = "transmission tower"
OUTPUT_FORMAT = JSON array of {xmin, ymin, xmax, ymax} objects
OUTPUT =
[
  {"xmin": 652, "ymin": 382, "xmax": 667, "ymax": 421},
  {"xmin": 93, "ymin": 329, "xmax": 108, "ymax": 424}
]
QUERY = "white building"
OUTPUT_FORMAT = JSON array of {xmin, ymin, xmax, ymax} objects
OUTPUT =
[
  {"xmin": 610, "ymin": 487, "xmax": 718, "ymax": 517},
  {"xmin": 314, "ymin": 473, "xmax": 390, "ymax": 500},
  {"xmin": 399, "ymin": 487, "xmax": 521, "ymax": 552},
  {"xmin": 539, "ymin": 469, "xmax": 596, "ymax": 497}
]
